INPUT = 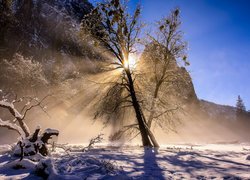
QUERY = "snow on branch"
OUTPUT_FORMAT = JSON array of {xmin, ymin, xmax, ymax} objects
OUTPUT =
[
  {"xmin": 0, "ymin": 90, "xmax": 53, "ymax": 137},
  {"xmin": 0, "ymin": 118, "xmax": 24, "ymax": 136},
  {"xmin": 0, "ymin": 101, "xmax": 22, "ymax": 119},
  {"xmin": 0, "ymin": 99, "xmax": 30, "ymax": 137}
]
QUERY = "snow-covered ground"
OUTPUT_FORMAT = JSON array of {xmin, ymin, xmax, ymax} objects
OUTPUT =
[{"xmin": 0, "ymin": 144, "xmax": 250, "ymax": 179}]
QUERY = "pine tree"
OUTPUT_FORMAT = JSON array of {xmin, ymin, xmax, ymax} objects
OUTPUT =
[{"xmin": 236, "ymin": 95, "xmax": 246, "ymax": 119}]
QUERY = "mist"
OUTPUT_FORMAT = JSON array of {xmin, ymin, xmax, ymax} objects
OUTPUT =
[{"xmin": 1, "ymin": 33, "xmax": 249, "ymax": 146}]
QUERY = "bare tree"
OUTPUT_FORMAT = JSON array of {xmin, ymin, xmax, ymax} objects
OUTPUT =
[
  {"xmin": 0, "ymin": 90, "xmax": 51, "ymax": 137},
  {"xmin": 82, "ymin": 0, "xmax": 158, "ymax": 147},
  {"xmin": 83, "ymin": 133, "xmax": 104, "ymax": 151},
  {"xmin": 0, "ymin": 90, "xmax": 59, "ymax": 156},
  {"xmin": 139, "ymin": 8, "xmax": 189, "ymax": 130}
]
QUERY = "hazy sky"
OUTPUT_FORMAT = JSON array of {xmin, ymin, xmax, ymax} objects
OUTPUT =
[{"xmin": 89, "ymin": 0, "xmax": 250, "ymax": 109}]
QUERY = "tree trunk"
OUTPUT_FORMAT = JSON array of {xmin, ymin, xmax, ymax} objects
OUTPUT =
[
  {"xmin": 147, "ymin": 98, "xmax": 156, "ymax": 129},
  {"xmin": 140, "ymin": 108, "xmax": 160, "ymax": 147},
  {"xmin": 125, "ymin": 69, "xmax": 153, "ymax": 147},
  {"xmin": 145, "ymin": 125, "xmax": 159, "ymax": 147},
  {"xmin": 147, "ymin": 83, "xmax": 161, "ymax": 129},
  {"xmin": 29, "ymin": 128, "xmax": 40, "ymax": 142},
  {"xmin": 17, "ymin": 118, "xmax": 30, "ymax": 137}
]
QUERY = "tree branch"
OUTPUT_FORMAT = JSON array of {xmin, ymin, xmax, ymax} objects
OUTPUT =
[{"xmin": 0, "ymin": 118, "xmax": 24, "ymax": 136}]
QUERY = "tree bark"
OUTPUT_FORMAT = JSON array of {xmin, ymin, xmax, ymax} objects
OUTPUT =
[
  {"xmin": 0, "ymin": 100, "xmax": 30, "ymax": 137},
  {"xmin": 17, "ymin": 118, "xmax": 30, "ymax": 137},
  {"xmin": 147, "ymin": 98, "xmax": 156, "ymax": 129},
  {"xmin": 145, "ymin": 124, "xmax": 159, "ymax": 147},
  {"xmin": 29, "ymin": 128, "xmax": 40, "ymax": 142},
  {"xmin": 140, "ymin": 108, "xmax": 160, "ymax": 147},
  {"xmin": 18, "ymin": 141, "xmax": 24, "ymax": 161},
  {"xmin": 125, "ymin": 68, "xmax": 153, "ymax": 147}
]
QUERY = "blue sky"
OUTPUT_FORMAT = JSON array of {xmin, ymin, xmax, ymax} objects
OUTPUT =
[{"xmin": 90, "ymin": 0, "xmax": 250, "ymax": 109}]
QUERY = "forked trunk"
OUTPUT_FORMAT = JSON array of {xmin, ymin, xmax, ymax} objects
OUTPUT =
[
  {"xmin": 147, "ymin": 97, "xmax": 156, "ymax": 129},
  {"xmin": 141, "ymin": 109, "xmax": 160, "ymax": 147},
  {"xmin": 125, "ymin": 68, "xmax": 157, "ymax": 147}
]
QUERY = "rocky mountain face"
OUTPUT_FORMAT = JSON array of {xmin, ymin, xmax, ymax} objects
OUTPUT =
[
  {"xmin": 140, "ymin": 43, "xmax": 250, "ymax": 142},
  {"xmin": 140, "ymin": 42, "xmax": 198, "ymax": 105}
]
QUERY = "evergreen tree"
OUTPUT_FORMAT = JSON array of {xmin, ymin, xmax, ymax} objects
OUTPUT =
[{"xmin": 236, "ymin": 95, "xmax": 246, "ymax": 119}]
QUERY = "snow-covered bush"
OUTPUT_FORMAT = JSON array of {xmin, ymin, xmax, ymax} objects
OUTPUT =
[
  {"xmin": 43, "ymin": 59, "xmax": 80, "ymax": 85},
  {"xmin": 36, "ymin": 158, "xmax": 82, "ymax": 180},
  {"xmin": 0, "ymin": 53, "xmax": 48, "ymax": 92},
  {"xmin": 54, "ymin": 134, "xmax": 104, "ymax": 153}
]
